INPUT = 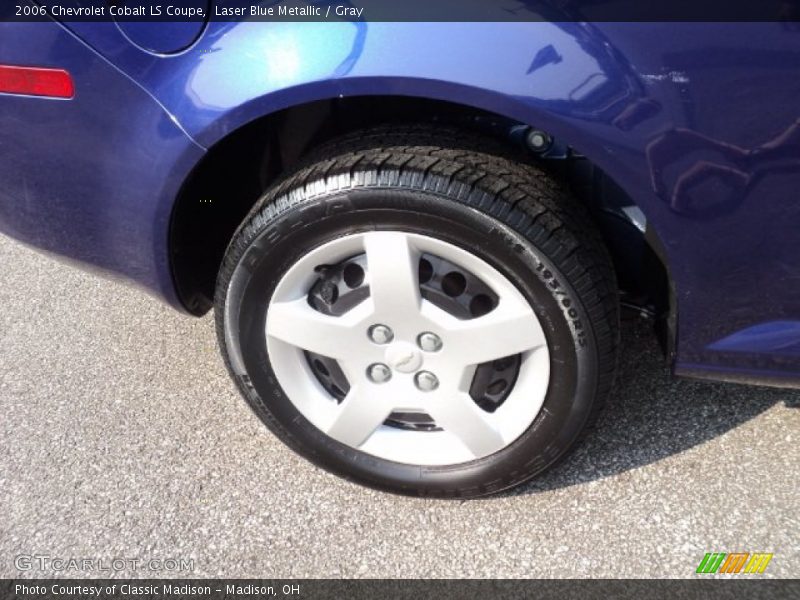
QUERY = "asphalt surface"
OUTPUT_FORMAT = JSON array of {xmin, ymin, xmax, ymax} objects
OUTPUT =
[{"xmin": 1, "ymin": 234, "xmax": 798, "ymax": 579}]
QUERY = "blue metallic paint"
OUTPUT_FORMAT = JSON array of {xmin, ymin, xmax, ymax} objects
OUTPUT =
[
  {"xmin": 114, "ymin": 19, "xmax": 210, "ymax": 55},
  {"xmin": 0, "ymin": 20, "xmax": 204, "ymax": 308},
  {"xmin": 2, "ymin": 16, "xmax": 800, "ymax": 384}
]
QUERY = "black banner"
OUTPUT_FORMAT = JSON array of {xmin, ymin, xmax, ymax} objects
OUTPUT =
[
  {"xmin": 4, "ymin": 0, "xmax": 800, "ymax": 23},
  {"xmin": 1, "ymin": 579, "xmax": 799, "ymax": 600}
]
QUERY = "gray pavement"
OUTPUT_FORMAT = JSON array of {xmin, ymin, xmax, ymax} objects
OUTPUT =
[{"xmin": 1, "ymin": 234, "xmax": 797, "ymax": 579}]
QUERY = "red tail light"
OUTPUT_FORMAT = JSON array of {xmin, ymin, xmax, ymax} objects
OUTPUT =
[{"xmin": 0, "ymin": 65, "xmax": 74, "ymax": 99}]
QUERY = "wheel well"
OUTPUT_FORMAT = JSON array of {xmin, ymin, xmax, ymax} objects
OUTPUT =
[{"xmin": 169, "ymin": 95, "xmax": 671, "ymax": 343}]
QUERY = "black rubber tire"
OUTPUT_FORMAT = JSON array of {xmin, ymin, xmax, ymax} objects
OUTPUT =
[{"xmin": 215, "ymin": 125, "xmax": 619, "ymax": 498}]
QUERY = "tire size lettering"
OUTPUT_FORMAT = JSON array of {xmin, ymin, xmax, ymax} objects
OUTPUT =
[{"xmin": 536, "ymin": 261, "xmax": 587, "ymax": 347}]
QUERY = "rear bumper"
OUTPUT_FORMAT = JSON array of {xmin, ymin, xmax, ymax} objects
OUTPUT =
[{"xmin": 0, "ymin": 21, "xmax": 204, "ymax": 311}]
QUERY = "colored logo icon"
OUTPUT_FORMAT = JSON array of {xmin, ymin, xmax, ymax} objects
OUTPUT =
[{"xmin": 696, "ymin": 552, "xmax": 773, "ymax": 574}]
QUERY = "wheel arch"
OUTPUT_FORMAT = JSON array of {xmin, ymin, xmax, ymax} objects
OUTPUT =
[{"xmin": 169, "ymin": 84, "xmax": 675, "ymax": 359}]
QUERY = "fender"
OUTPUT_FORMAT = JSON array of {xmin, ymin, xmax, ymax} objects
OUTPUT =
[{"xmin": 68, "ymin": 20, "xmax": 666, "ymax": 247}]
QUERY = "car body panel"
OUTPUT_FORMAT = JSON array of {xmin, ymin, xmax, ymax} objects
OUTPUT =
[
  {"xmin": 2, "ymin": 15, "xmax": 800, "ymax": 384},
  {"xmin": 114, "ymin": 20, "xmax": 210, "ymax": 55},
  {"xmin": 0, "ymin": 19, "xmax": 205, "ymax": 307}
]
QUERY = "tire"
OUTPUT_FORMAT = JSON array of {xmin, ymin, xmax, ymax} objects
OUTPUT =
[{"xmin": 215, "ymin": 125, "xmax": 619, "ymax": 498}]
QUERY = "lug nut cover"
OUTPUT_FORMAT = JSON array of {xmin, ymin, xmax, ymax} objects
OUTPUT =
[
  {"xmin": 415, "ymin": 371, "xmax": 439, "ymax": 391},
  {"xmin": 417, "ymin": 332, "xmax": 443, "ymax": 352},
  {"xmin": 367, "ymin": 363, "xmax": 392, "ymax": 383},
  {"xmin": 368, "ymin": 324, "xmax": 394, "ymax": 345}
]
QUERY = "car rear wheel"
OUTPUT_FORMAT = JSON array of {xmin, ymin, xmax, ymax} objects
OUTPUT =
[{"xmin": 216, "ymin": 125, "xmax": 619, "ymax": 497}]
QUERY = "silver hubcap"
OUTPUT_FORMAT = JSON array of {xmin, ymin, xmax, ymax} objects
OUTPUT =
[{"xmin": 266, "ymin": 232, "xmax": 550, "ymax": 466}]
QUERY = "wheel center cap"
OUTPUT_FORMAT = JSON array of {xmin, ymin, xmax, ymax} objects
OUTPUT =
[{"xmin": 385, "ymin": 342, "xmax": 423, "ymax": 373}]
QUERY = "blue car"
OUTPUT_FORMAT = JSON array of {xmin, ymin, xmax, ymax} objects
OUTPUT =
[{"xmin": 2, "ymin": 6, "xmax": 799, "ymax": 497}]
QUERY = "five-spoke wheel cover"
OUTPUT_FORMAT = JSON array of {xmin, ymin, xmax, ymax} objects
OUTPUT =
[{"xmin": 265, "ymin": 232, "xmax": 550, "ymax": 466}]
